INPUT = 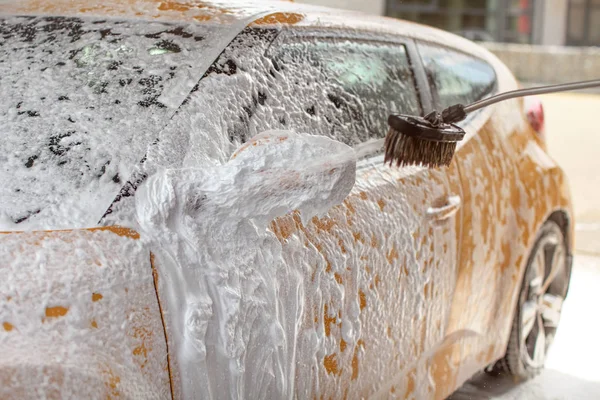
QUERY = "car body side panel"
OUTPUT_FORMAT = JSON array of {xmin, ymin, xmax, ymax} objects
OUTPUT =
[
  {"xmin": 445, "ymin": 115, "xmax": 521, "ymax": 383},
  {"xmin": 440, "ymin": 101, "xmax": 574, "ymax": 397},
  {"xmin": 394, "ymin": 33, "xmax": 573, "ymax": 397},
  {"xmin": 0, "ymin": 227, "xmax": 171, "ymax": 399},
  {"xmin": 495, "ymin": 97, "xmax": 575, "ymax": 328},
  {"xmin": 422, "ymin": 161, "xmax": 465, "ymax": 400},
  {"xmin": 268, "ymin": 161, "xmax": 459, "ymax": 399}
]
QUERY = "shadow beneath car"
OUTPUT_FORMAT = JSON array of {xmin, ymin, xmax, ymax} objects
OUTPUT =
[
  {"xmin": 448, "ymin": 369, "xmax": 600, "ymax": 399},
  {"xmin": 447, "ymin": 372, "xmax": 520, "ymax": 399}
]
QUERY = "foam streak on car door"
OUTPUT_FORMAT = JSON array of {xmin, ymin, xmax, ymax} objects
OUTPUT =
[
  {"xmin": 415, "ymin": 41, "xmax": 510, "ymax": 396},
  {"xmin": 270, "ymin": 157, "xmax": 460, "ymax": 398},
  {"xmin": 443, "ymin": 121, "xmax": 503, "ymax": 384}
]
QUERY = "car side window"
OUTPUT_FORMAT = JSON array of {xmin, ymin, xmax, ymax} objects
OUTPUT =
[
  {"xmin": 257, "ymin": 37, "xmax": 421, "ymax": 147},
  {"xmin": 417, "ymin": 42, "xmax": 496, "ymax": 110},
  {"xmin": 173, "ymin": 29, "xmax": 422, "ymax": 166}
]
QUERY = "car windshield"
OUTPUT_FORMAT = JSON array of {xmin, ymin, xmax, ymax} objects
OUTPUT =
[{"xmin": 0, "ymin": 15, "xmax": 234, "ymax": 230}]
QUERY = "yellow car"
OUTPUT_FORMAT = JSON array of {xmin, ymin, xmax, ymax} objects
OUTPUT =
[{"xmin": 0, "ymin": 1, "xmax": 573, "ymax": 399}]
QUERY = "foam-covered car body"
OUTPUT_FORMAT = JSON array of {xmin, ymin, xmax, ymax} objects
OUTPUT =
[{"xmin": 0, "ymin": 1, "xmax": 573, "ymax": 399}]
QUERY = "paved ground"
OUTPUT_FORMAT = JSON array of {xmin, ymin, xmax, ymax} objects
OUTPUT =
[{"xmin": 450, "ymin": 93, "xmax": 600, "ymax": 399}]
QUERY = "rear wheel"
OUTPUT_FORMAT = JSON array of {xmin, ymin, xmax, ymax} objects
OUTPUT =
[{"xmin": 487, "ymin": 221, "xmax": 571, "ymax": 380}]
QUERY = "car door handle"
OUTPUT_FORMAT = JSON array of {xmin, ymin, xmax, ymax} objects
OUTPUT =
[{"xmin": 426, "ymin": 195, "xmax": 461, "ymax": 221}]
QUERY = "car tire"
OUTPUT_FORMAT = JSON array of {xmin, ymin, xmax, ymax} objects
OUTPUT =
[{"xmin": 486, "ymin": 220, "xmax": 571, "ymax": 380}]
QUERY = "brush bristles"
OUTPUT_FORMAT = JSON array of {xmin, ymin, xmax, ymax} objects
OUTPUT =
[{"xmin": 384, "ymin": 127, "xmax": 456, "ymax": 168}]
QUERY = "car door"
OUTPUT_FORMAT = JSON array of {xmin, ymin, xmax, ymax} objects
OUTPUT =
[
  {"xmin": 165, "ymin": 26, "xmax": 464, "ymax": 398},
  {"xmin": 415, "ymin": 41, "xmax": 514, "ymax": 384},
  {"xmin": 255, "ymin": 31, "xmax": 464, "ymax": 398}
]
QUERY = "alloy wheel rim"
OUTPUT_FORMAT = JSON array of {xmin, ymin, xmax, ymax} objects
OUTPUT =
[{"xmin": 520, "ymin": 231, "xmax": 566, "ymax": 369}]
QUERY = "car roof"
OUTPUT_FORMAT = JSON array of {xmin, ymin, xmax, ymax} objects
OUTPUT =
[{"xmin": 0, "ymin": 0, "xmax": 488, "ymax": 58}]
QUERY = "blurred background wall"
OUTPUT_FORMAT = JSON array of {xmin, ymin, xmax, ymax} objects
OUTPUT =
[
  {"xmin": 299, "ymin": 0, "xmax": 600, "ymax": 47},
  {"xmin": 299, "ymin": 0, "xmax": 385, "ymax": 15},
  {"xmin": 298, "ymin": 0, "xmax": 600, "ymax": 83}
]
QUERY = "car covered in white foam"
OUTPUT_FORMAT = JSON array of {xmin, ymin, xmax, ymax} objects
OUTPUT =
[{"xmin": 0, "ymin": 1, "xmax": 574, "ymax": 399}]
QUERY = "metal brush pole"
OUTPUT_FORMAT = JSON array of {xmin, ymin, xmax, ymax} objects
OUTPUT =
[
  {"xmin": 386, "ymin": 78, "xmax": 600, "ymax": 168},
  {"xmin": 436, "ymin": 79, "xmax": 600, "ymax": 125},
  {"xmin": 464, "ymin": 79, "xmax": 600, "ymax": 114}
]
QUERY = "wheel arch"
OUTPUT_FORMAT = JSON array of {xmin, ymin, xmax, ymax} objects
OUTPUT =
[
  {"xmin": 545, "ymin": 209, "xmax": 574, "ymax": 296},
  {"xmin": 486, "ymin": 207, "xmax": 573, "ymax": 378},
  {"xmin": 547, "ymin": 209, "xmax": 573, "ymax": 254},
  {"xmin": 512, "ymin": 208, "xmax": 573, "ymax": 322}
]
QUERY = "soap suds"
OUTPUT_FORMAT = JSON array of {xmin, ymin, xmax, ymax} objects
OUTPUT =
[
  {"xmin": 0, "ymin": 15, "xmax": 248, "ymax": 231},
  {"xmin": 0, "ymin": 2, "xmax": 543, "ymax": 397},
  {"xmin": 136, "ymin": 130, "xmax": 356, "ymax": 399},
  {"xmin": 0, "ymin": 229, "xmax": 170, "ymax": 398}
]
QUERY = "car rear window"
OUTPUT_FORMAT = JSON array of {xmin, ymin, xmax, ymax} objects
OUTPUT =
[{"xmin": 0, "ymin": 16, "xmax": 232, "ymax": 229}]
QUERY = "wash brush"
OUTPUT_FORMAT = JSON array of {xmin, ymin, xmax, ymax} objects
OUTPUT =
[{"xmin": 384, "ymin": 79, "xmax": 600, "ymax": 168}]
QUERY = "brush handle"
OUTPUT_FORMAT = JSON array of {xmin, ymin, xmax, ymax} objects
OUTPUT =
[{"xmin": 463, "ymin": 79, "xmax": 600, "ymax": 114}]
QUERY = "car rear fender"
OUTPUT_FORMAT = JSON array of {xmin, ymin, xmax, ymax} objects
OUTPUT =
[{"xmin": 497, "ymin": 125, "xmax": 574, "ymax": 352}]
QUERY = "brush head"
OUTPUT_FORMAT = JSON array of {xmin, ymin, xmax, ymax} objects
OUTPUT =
[{"xmin": 384, "ymin": 114, "xmax": 466, "ymax": 168}]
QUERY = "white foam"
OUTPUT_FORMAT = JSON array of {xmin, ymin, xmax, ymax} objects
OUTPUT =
[{"xmin": 136, "ymin": 130, "xmax": 356, "ymax": 399}]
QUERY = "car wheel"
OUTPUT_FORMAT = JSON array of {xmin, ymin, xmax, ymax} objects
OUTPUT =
[{"xmin": 486, "ymin": 220, "xmax": 571, "ymax": 380}]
